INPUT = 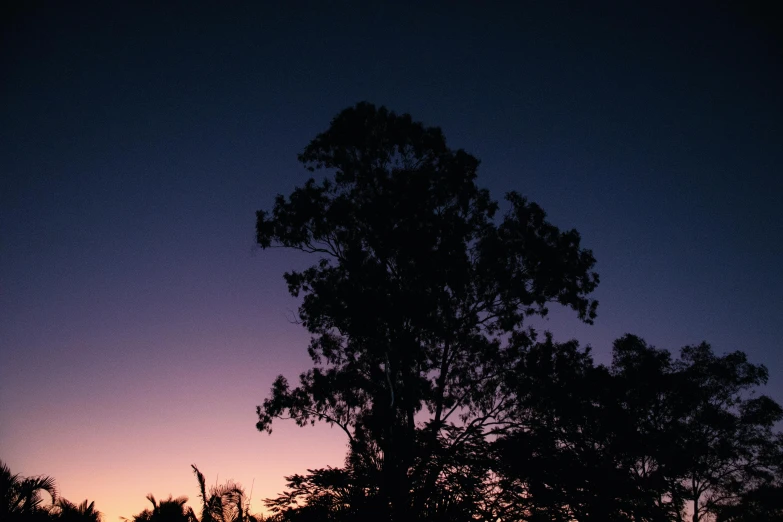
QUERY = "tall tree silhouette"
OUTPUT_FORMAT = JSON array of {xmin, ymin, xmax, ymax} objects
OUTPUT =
[
  {"xmin": 668, "ymin": 343, "xmax": 783, "ymax": 522},
  {"xmin": 254, "ymin": 102, "xmax": 599, "ymax": 520}
]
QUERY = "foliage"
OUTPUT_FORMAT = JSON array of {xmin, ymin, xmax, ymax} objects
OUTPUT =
[
  {"xmin": 716, "ymin": 483, "xmax": 783, "ymax": 522},
  {"xmin": 125, "ymin": 494, "xmax": 197, "ymax": 522},
  {"xmin": 50, "ymin": 499, "xmax": 102, "ymax": 522},
  {"xmin": 1, "ymin": 462, "xmax": 106, "ymax": 522},
  {"xmin": 263, "ymin": 466, "xmax": 379, "ymax": 522},
  {"xmin": 191, "ymin": 465, "xmax": 262, "ymax": 522},
  {"xmin": 1, "ymin": 460, "xmax": 58, "ymax": 522},
  {"xmin": 491, "ymin": 336, "xmax": 645, "ymax": 522},
  {"xmin": 665, "ymin": 341, "xmax": 783, "ymax": 521},
  {"xmin": 123, "ymin": 466, "xmax": 263, "ymax": 522},
  {"xmin": 255, "ymin": 102, "xmax": 599, "ymax": 520},
  {"xmin": 1, "ymin": 462, "xmax": 264, "ymax": 522},
  {"xmin": 254, "ymin": 103, "xmax": 783, "ymax": 521},
  {"xmin": 491, "ymin": 335, "xmax": 783, "ymax": 522}
]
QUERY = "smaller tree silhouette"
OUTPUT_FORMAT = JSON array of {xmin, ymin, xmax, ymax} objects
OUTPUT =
[
  {"xmin": 124, "ymin": 494, "xmax": 196, "ymax": 522},
  {"xmin": 668, "ymin": 342, "xmax": 783, "ymax": 521},
  {"xmin": 716, "ymin": 483, "xmax": 783, "ymax": 522},
  {"xmin": 255, "ymin": 101, "xmax": 600, "ymax": 521},
  {"xmin": 1, "ymin": 460, "xmax": 57, "ymax": 522},
  {"xmin": 50, "ymin": 499, "xmax": 102, "ymax": 522},
  {"xmin": 191, "ymin": 465, "xmax": 261, "ymax": 522},
  {"xmin": 124, "ymin": 467, "xmax": 264, "ymax": 522}
]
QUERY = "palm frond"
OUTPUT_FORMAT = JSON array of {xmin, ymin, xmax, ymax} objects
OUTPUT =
[
  {"xmin": 192, "ymin": 464, "xmax": 211, "ymax": 522},
  {"xmin": 145, "ymin": 493, "xmax": 158, "ymax": 511}
]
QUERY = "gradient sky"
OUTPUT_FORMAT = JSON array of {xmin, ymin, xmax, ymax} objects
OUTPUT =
[{"xmin": 2, "ymin": 2, "xmax": 781, "ymax": 521}]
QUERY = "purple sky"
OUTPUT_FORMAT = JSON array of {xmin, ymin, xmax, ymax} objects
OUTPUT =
[{"xmin": 2, "ymin": 3, "xmax": 781, "ymax": 520}]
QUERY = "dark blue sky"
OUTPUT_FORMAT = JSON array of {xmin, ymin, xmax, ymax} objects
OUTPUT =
[{"xmin": 2, "ymin": 2, "xmax": 781, "ymax": 519}]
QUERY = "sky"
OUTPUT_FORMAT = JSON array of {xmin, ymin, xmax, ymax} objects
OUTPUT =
[{"xmin": 1, "ymin": 2, "xmax": 781, "ymax": 520}]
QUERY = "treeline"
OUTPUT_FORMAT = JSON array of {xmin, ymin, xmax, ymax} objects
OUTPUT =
[
  {"xmin": 262, "ymin": 335, "xmax": 783, "ymax": 521},
  {"xmin": 252, "ymin": 103, "xmax": 783, "ymax": 521},
  {"xmin": 1, "ymin": 462, "xmax": 266, "ymax": 522}
]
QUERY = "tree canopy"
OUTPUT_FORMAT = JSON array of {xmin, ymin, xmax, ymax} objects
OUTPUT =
[
  {"xmin": 255, "ymin": 102, "xmax": 599, "ymax": 520},
  {"xmin": 255, "ymin": 103, "xmax": 782, "ymax": 522}
]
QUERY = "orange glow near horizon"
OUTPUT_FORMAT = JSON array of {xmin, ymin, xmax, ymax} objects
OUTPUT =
[
  {"xmin": 4, "ymin": 419, "xmax": 349, "ymax": 521},
  {"xmin": 1, "ymin": 328, "xmax": 352, "ymax": 522}
]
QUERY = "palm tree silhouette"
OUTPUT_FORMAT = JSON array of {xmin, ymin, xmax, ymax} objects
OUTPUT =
[
  {"xmin": 1, "ymin": 460, "xmax": 57, "ymax": 521},
  {"xmin": 125, "ymin": 494, "xmax": 197, "ymax": 522},
  {"xmin": 123, "ymin": 467, "xmax": 263, "ymax": 522},
  {"xmin": 191, "ymin": 465, "xmax": 261, "ymax": 522},
  {"xmin": 51, "ymin": 498, "xmax": 102, "ymax": 522}
]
